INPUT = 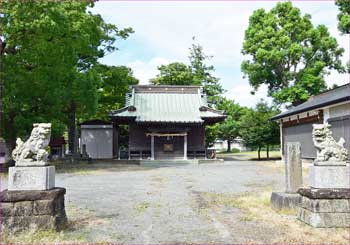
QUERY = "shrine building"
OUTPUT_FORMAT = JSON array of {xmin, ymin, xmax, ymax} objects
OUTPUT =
[{"xmin": 109, "ymin": 85, "xmax": 226, "ymax": 160}]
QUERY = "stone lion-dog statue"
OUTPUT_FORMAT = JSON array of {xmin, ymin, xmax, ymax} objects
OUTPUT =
[
  {"xmin": 12, "ymin": 123, "xmax": 51, "ymax": 166},
  {"xmin": 312, "ymin": 123, "xmax": 348, "ymax": 163}
]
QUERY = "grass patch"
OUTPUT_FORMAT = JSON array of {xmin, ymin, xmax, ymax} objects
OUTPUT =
[
  {"xmin": 150, "ymin": 176, "xmax": 167, "ymax": 184},
  {"xmin": 134, "ymin": 201, "xmax": 150, "ymax": 214},
  {"xmin": 153, "ymin": 201, "xmax": 163, "ymax": 217},
  {"xmin": 278, "ymin": 208, "xmax": 298, "ymax": 216},
  {"xmin": 239, "ymin": 213, "xmax": 255, "ymax": 222},
  {"xmin": 0, "ymin": 172, "xmax": 8, "ymax": 180},
  {"xmin": 0, "ymin": 228, "xmax": 81, "ymax": 244},
  {"xmin": 217, "ymin": 151, "xmax": 281, "ymax": 161},
  {"xmin": 192, "ymin": 190, "xmax": 350, "ymax": 244}
]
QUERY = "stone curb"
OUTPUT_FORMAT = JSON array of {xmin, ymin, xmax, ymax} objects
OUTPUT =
[
  {"xmin": 0, "ymin": 187, "xmax": 66, "ymax": 202},
  {"xmin": 298, "ymin": 188, "xmax": 350, "ymax": 199}
]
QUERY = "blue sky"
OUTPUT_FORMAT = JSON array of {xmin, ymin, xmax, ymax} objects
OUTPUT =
[{"xmin": 92, "ymin": 0, "xmax": 350, "ymax": 107}]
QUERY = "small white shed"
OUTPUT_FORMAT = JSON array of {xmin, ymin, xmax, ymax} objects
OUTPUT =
[{"xmin": 80, "ymin": 120, "xmax": 114, "ymax": 159}]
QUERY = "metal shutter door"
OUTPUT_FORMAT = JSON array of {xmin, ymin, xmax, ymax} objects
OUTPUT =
[
  {"xmin": 328, "ymin": 116, "xmax": 350, "ymax": 160},
  {"xmin": 284, "ymin": 122, "xmax": 316, "ymax": 159}
]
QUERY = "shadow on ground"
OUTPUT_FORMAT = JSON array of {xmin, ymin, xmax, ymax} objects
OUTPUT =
[{"xmin": 217, "ymin": 152, "xmax": 281, "ymax": 161}]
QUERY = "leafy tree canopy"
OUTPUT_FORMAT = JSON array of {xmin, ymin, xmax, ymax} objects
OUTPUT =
[
  {"xmin": 241, "ymin": 1, "xmax": 345, "ymax": 106},
  {"xmin": 336, "ymin": 0, "xmax": 350, "ymax": 34},
  {"xmin": 240, "ymin": 100, "xmax": 280, "ymax": 159},
  {"xmin": 150, "ymin": 62, "xmax": 196, "ymax": 86},
  {"xmin": 0, "ymin": 0, "xmax": 133, "ymax": 149},
  {"xmin": 189, "ymin": 42, "xmax": 225, "ymax": 105},
  {"xmin": 151, "ymin": 40, "xmax": 224, "ymax": 106},
  {"xmin": 216, "ymin": 98, "xmax": 246, "ymax": 152},
  {"xmin": 94, "ymin": 65, "xmax": 139, "ymax": 120}
]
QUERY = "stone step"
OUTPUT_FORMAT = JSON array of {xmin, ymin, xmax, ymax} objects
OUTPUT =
[{"xmin": 140, "ymin": 159, "xmax": 198, "ymax": 167}]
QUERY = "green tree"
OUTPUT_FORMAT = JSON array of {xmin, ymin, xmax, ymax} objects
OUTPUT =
[
  {"xmin": 0, "ymin": 1, "xmax": 133, "ymax": 152},
  {"xmin": 336, "ymin": 0, "xmax": 350, "ymax": 34},
  {"xmin": 216, "ymin": 98, "xmax": 245, "ymax": 152},
  {"xmin": 205, "ymin": 124, "xmax": 219, "ymax": 148},
  {"xmin": 240, "ymin": 100, "xmax": 280, "ymax": 160},
  {"xmin": 151, "ymin": 40, "xmax": 224, "ymax": 106},
  {"xmin": 150, "ymin": 62, "xmax": 195, "ymax": 86},
  {"xmin": 0, "ymin": 29, "xmax": 5, "ymax": 154},
  {"xmin": 241, "ymin": 1, "xmax": 345, "ymax": 106},
  {"xmin": 335, "ymin": 0, "xmax": 350, "ymax": 73},
  {"xmin": 94, "ymin": 65, "xmax": 139, "ymax": 120},
  {"xmin": 189, "ymin": 42, "xmax": 224, "ymax": 146},
  {"xmin": 189, "ymin": 42, "xmax": 224, "ymax": 105},
  {"xmin": 1, "ymin": 0, "xmax": 76, "ymax": 149}
]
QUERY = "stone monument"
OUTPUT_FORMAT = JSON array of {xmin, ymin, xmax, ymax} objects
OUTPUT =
[
  {"xmin": 298, "ymin": 123, "xmax": 350, "ymax": 227},
  {"xmin": 0, "ymin": 123, "xmax": 67, "ymax": 232},
  {"xmin": 270, "ymin": 142, "xmax": 302, "ymax": 210}
]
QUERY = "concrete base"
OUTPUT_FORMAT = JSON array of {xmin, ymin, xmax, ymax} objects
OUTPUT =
[
  {"xmin": 270, "ymin": 192, "xmax": 301, "ymax": 210},
  {"xmin": 309, "ymin": 164, "xmax": 350, "ymax": 188},
  {"xmin": 298, "ymin": 205, "xmax": 350, "ymax": 228},
  {"xmin": 0, "ymin": 188, "xmax": 67, "ymax": 232},
  {"xmin": 297, "ymin": 188, "xmax": 350, "ymax": 228},
  {"xmin": 300, "ymin": 196, "xmax": 350, "ymax": 212},
  {"xmin": 15, "ymin": 160, "xmax": 49, "ymax": 167},
  {"xmin": 8, "ymin": 166, "xmax": 55, "ymax": 191},
  {"xmin": 314, "ymin": 160, "xmax": 347, "ymax": 166}
]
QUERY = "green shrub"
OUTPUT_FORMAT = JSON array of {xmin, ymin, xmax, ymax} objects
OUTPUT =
[{"xmin": 230, "ymin": 148, "xmax": 240, "ymax": 153}]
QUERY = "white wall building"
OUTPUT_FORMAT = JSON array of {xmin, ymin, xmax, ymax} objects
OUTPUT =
[{"xmin": 80, "ymin": 120, "xmax": 115, "ymax": 159}]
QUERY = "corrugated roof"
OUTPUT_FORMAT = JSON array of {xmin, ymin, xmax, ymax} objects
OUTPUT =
[
  {"xmin": 271, "ymin": 83, "xmax": 350, "ymax": 120},
  {"xmin": 110, "ymin": 85, "xmax": 225, "ymax": 123}
]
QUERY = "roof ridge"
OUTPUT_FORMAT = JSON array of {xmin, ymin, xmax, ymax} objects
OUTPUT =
[
  {"xmin": 317, "ymin": 83, "xmax": 350, "ymax": 97},
  {"xmin": 271, "ymin": 83, "xmax": 350, "ymax": 121}
]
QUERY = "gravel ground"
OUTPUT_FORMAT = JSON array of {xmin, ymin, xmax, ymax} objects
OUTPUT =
[
  {"xmin": 2, "ymin": 161, "xmax": 284, "ymax": 243},
  {"xmin": 2, "ymin": 160, "xmax": 328, "ymax": 244},
  {"xmin": 63, "ymin": 161, "xmax": 284, "ymax": 243}
]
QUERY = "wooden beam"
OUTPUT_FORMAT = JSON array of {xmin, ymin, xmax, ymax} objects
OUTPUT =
[
  {"xmin": 184, "ymin": 135, "xmax": 187, "ymax": 160},
  {"xmin": 282, "ymin": 114, "xmax": 323, "ymax": 128},
  {"xmin": 151, "ymin": 135, "xmax": 155, "ymax": 160},
  {"xmin": 146, "ymin": 132, "xmax": 187, "ymax": 137}
]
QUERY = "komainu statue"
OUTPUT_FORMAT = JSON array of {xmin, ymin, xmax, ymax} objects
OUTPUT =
[
  {"xmin": 12, "ymin": 123, "xmax": 51, "ymax": 166},
  {"xmin": 312, "ymin": 124, "xmax": 348, "ymax": 163}
]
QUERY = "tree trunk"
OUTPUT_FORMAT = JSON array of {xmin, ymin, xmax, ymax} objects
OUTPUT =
[
  {"xmin": 227, "ymin": 140, "xmax": 231, "ymax": 152},
  {"xmin": 5, "ymin": 113, "xmax": 16, "ymax": 154},
  {"xmin": 258, "ymin": 146, "xmax": 261, "ymax": 160},
  {"xmin": 68, "ymin": 102, "xmax": 76, "ymax": 154},
  {"xmin": 0, "ymin": 39, "xmax": 6, "ymax": 161},
  {"xmin": 266, "ymin": 144, "xmax": 270, "ymax": 160}
]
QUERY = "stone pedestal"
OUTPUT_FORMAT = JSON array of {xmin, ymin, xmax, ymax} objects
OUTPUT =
[
  {"xmin": 8, "ymin": 166, "xmax": 55, "ymax": 191},
  {"xmin": 270, "ymin": 192, "xmax": 301, "ymax": 211},
  {"xmin": 0, "ymin": 188, "xmax": 67, "ymax": 232},
  {"xmin": 271, "ymin": 142, "xmax": 302, "ymax": 210},
  {"xmin": 309, "ymin": 164, "xmax": 350, "ymax": 189},
  {"xmin": 285, "ymin": 142, "xmax": 303, "ymax": 193},
  {"xmin": 297, "ymin": 188, "xmax": 350, "ymax": 228}
]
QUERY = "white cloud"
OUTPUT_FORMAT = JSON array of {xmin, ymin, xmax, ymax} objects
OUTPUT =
[
  {"xmin": 127, "ymin": 57, "xmax": 172, "ymax": 84},
  {"xmin": 326, "ymin": 69, "xmax": 350, "ymax": 87},
  {"xmin": 224, "ymin": 83, "xmax": 272, "ymax": 108}
]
